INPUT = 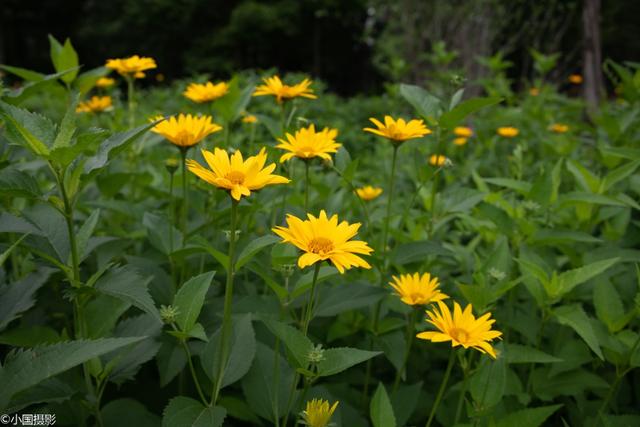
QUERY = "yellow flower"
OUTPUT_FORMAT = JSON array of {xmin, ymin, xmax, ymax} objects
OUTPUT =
[
  {"xmin": 389, "ymin": 273, "xmax": 449, "ymax": 306},
  {"xmin": 453, "ymin": 137, "xmax": 468, "ymax": 146},
  {"xmin": 253, "ymin": 75, "xmax": 317, "ymax": 103},
  {"xmin": 363, "ymin": 116, "xmax": 431, "ymax": 143},
  {"xmin": 276, "ymin": 124, "xmax": 341, "ymax": 163},
  {"xmin": 187, "ymin": 147, "xmax": 289, "ymax": 200},
  {"xmin": 151, "ymin": 114, "xmax": 222, "ymax": 148},
  {"xmin": 417, "ymin": 301, "xmax": 502, "ymax": 359},
  {"xmin": 242, "ymin": 114, "xmax": 258, "ymax": 124},
  {"xmin": 95, "ymin": 77, "xmax": 115, "ymax": 88},
  {"xmin": 529, "ymin": 87, "xmax": 540, "ymax": 96},
  {"xmin": 568, "ymin": 74, "xmax": 583, "ymax": 84},
  {"xmin": 105, "ymin": 55, "xmax": 157, "ymax": 78},
  {"xmin": 272, "ymin": 210, "xmax": 373, "ymax": 274},
  {"xmin": 550, "ymin": 123, "xmax": 569, "ymax": 133},
  {"xmin": 76, "ymin": 96, "xmax": 113, "ymax": 113},
  {"xmin": 183, "ymin": 81, "xmax": 229, "ymax": 103},
  {"xmin": 453, "ymin": 126, "xmax": 473, "ymax": 137},
  {"xmin": 356, "ymin": 186, "xmax": 383, "ymax": 201},
  {"xmin": 429, "ymin": 154, "xmax": 447, "ymax": 166},
  {"xmin": 496, "ymin": 127, "xmax": 519, "ymax": 138},
  {"xmin": 300, "ymin": 399, "xmax": 338, "ymax": 427}
]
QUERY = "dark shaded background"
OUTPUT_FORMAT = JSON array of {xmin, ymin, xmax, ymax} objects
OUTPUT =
[{"xmin": 1, "ymin": 0, "xmax": 638, "ymax": 95}]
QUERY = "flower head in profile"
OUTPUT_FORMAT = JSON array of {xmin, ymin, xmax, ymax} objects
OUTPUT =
[
  {"xmin": 300, "ymin": 399, "xmax": 338, "ymax": 427},
  {"xmin": 389, "ymin": 273, "xmax": 449, "ymax": 306},
  {"xmin": 429, "ymin": 154, "xmax": 447, "ymax": 167},
  {"xmin": 496, "ymin": 127, "xmax": 519, "ymax": 138},
  {"xmin": 242, "ymin": 114, "xmax": 258, "ymax": 124},
  {"xmin": 356, "ymin": 186, "xmax": 383, "ymax": 201},
  {"xmin": 273, "ymin": 210, "xmax": 373, "ymax": 274},
  {"xmin": 364, "ymin": 116, "xmax": 431, "ymax": 143},
  {"xmin": 568, "ymin": 74, "xmax": 583, "ymax": 84},
  {"xmin": 187, "ymin": 147, "xmax": 289, "ymax": 200},
  {"xmin": 453, "ymin": 137, "xmax": 468, "ymax": 146},
  {"xmin": 454, "ymin": 126, "xmax": 473, "ymax": 138},
  {"xmin": 253, "ymin": 75, "xmax": 317, "ymax": 103},
  {"xmin": 151, "ymin": 114, "xmax": 222, "ymax": 148},
  {"xmin": 76, "ymin": 96, "xmax": 113, "ymax": 113},
  {"xmin": 95, "ymin": 77, "xmax": 115, "ymax": 88},
  {"xmin": 276, "ymin": 124, "xmax": 341, "ymax": 163},
  {"xmin": 417, "ymin": 301, "xmax": 502, "ymax": 358},
  {"xmin": 105, "ymin": 55, "xmax": 156, "ymax": 78},
  {"xmin": 550, "ymin": 123, "xmax": 569, "ymax": 133},
  {"xmin": 529, "ymin": 87, "xmax": 540, "ymax": 96},
  {"xmin": 183, "ymin": 81, "xmax": 229, "ymax": 103}
]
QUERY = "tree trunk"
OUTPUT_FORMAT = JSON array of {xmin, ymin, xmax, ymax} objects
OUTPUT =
[{"xmin": 582, "ymin": 0, "xmax": 604, "ymax": 112}]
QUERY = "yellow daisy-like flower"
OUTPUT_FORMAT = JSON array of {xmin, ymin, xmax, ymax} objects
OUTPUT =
[
  {"xmin": 187, "ymin": 147, "xmax": 289, "ymax": 200},
  {"xmin": 529, "ymin": 87, "xmax": 540, "ymax": 96},
  {"xmin": 76, "ymin": 96, "xmax": 113, "ymax": 113},
  {"xmin": 363, "ymin": 116, "xmax": 431, "ymax": 143},
  {"xmin": 496, "ymin": 127, "xmax": 519, "ymax": 138},
  {"xmin": 95, "ymin": 77, "xmax": 115, "ymax": 88},
  {"xmin": 453, "ymin": 137, "xmax": 468, "ymax": 146},
  {"xmin": 105, "ymin": 55, "xmax": 157, "ymax": 78},
  {"xmin": 253, "ymin": 75, "xmax": 317, "ymax": 103},
  {"xmin": 417, "ymin": 301, "xmax": 502, "ymax": 359},
  {"xmin": 183, "ymin": 81, "xmax": 230, "ymax": 103},
  {"xmin": 389, "ymin": 273, "xmax": 449, "ymax": 306},
  {"xmin": 242, "ymin": 114, "xmax": 258, "ymax": 124},
  {"xmin": 429, "ymin": 154, "xmax": 447, "ymax": 166},
  {"xmin": 272, "ymin": 210, "xmax": 373, "ymax": 274},
  {"xmin": 550, "ymin": 123, "xmax": 569, "ymax": 133},
  {"xmin": 276, "ymin": 124, "xmax": 341, "ymax": 163},
  {"xmin": 300, "ymin": 399, "xmax": 339, "ymax": 427},
  {"xmin": 568, "ymin": 74, "xmax": 583, "ymax": 84},
  {"xmin": 453, "ymin": 126, "xmax": 473, "ymax": 138},
  {"xmin": 355, "ymin": 186, "xmax": 383, "ymax": 201},
  {"xmin": 151, "ymin": 114, "xmax": 222, "ymax": 148}
]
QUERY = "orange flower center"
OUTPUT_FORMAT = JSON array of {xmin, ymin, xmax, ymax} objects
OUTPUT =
[
  {"xmin": 225, "ymin": 171, "xmax": 245, "ymax": 185},
  {"xmin": 449, "ymin": 327, "xmax": 469, "ymax": 343},
  {"xmin": 408, "ymin": 292, "xmax": 424, "ymax": 304},
  {"xmin": 308, "ymin": 237, "xmax": 334, "ymax": 255}
]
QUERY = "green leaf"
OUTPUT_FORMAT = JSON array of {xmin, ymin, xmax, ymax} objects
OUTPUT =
[
  {"xmin": 566, "ymin": 160, "xmax": 600, "ymax": 193},
  {"xmin": 261, "ymin": 318, "xmax": 313, "ymax": 369},
  {"xmin": 157, "ymin": 338, "xmax": 187, "ymax": 387},
  {"xmin": 103, "ymin": 398, "xmax": 160, "ymax": 427},
  {"xmin": 554, "ymin": 304, "xmax": 603, "ymax": 359},
  {"xmin": 495, "ymin": 404, "xmax": 563, "ymax": 427},
  {"xmin": 390, "ymin": 382, "xmax": 422, "ymax": 427},
  {"xmin": 439, "ymin": 96, "xmax": 502, "ymax": 129},
  {"xmin": 0, "ymin": 326, "xmax": 60, "ymax": 347},
  {"xmin": 95, "ymin": 265, "xmax": 160, "ymax": 321},
  {"xmin": 48, "ymin": 35, "xmax": 79, "ymax": 84},
  {"xmin": 0, "ymin": 337, "xmax": 146, "ymax": 410},
  {"xmin": 0, "ymin": 65, "xmax": 45, "ymax": 81},
  {"xmin": 601, "ymin": 159, "xmax": 640, "ymax": 192},
  {"xmin": 0, "ymin": 234, "xmax": 28, "ymax": 267},
  {"xmin": 77, "ymin": 209, "xmax": 100, "ymax": 261},
  {"xmin": 235, "ymin": 235, "xmax": 279, "ymax": 270},
  {"xmin": 316, "ymin": 347, "xmax": 381, "ymax": 377},
  {"xmin": 483, "ymin": 177, "xmax": 532, "ymax": 194},
  {"xmin": 186, "ymin": 236, "xmax": 229, "ymax": 273},
  {"xmin": 0, "ymin": 100, "xmax": 54, "ymax": 156},
  {"xmin": 0, "ymin": 268, "xmax": 53, "ymax": 331},
  {"xmin": 143, "ymin": 212, "xmax": 183, "ymax": 255},
  {"xmin": 51, "ymin": 93, "xmax": 79, "ymax": 151},
  {"xmin": 0, "ymin": 168, "xmax": 41, "ymax": 199},
  {"xmin": 314, "ymin": 282, "xmax": 387, "ymax": 317},
  {"xmin": 469, "ymin": 355, "xmax": 506, "ymax": 410},
  {"xmin": 505, "ymin": 344, "xmax": 562, "ymax": 364},
  {"xmin": 173, "ymin": 271, "xmax": 215, "ymax": 333},
  {"xmin": 74, "ymin": 66, "xmax": 110, "ymax": 95},
  {"xmin": 593, "ymin": 281, "xmax": 629, "ymax": 333},
  {"xmin": 162, "ymin": 396, "xmax": 226, "ymax": 427},
  {"xmin": 370, "ymin": 383, "xmax": 396, "ymax": 427},
  {"xmin": 392, "ymin": 240, "xmax": 450, "ymax": 265},
  {"xmin": 85, "ymin": 294, "xmax": 131, "ymax": 338},
  {"xmin": 529, "ymin": 229, "xmax": 601, "ymax": 245},
  {"xmin": 557, "ymin": 258, "xmax": 618, "ymax": 296},
  {"xmin": 398, "ymin": 83, "xmax": 442, "ymax": 120}
]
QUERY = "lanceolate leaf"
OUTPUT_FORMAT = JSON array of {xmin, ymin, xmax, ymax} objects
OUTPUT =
[
  {"xmin": 0, "ymin": 268, "xmax": 53, "ymax": 331},
  {"xmin": 554, "ymin": 304, "xmax": 604, "ymax": 360},
  {"xmin": 439, "ymin": 96, "xmax": 502, "ymax": 129},
  {"xmin": 0, "ymin": 100, "xmax": 55, "ymax": 156},
  {"xmin": 316, "ymin": 347, "xmax": 381, "ymax": 377},
  {"xmin": 173, "ymin": 271, "xmax": 215, "ymax": 333},
  {"xmin": 95, "ymin": 265, "xmax": 160, "ymax": 321},
  {"xmin": 370, "ymin": 383, "xmax": 396, "ymax": 427},
  {"xmin": 162, "ymin": 397, "xmax": 226, "ymax": 427},
  {"xmin": 261, "ymin": 318, "xmax": 313, "ymax": 369}
]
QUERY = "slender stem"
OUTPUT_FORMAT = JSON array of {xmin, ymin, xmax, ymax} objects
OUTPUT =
[
  {"xmin": 180, "ymin": 338, "xmax": 209, "ymax": 405},
  {"xmin": 380, "ymin": 144, "xmax": 399, "ymax": 270},
  {"xmin": 454, "ymin": 354, "xmax": 471, "ymax": 425},
  {"xmin": 223, "ymin": 120, "xmax": 230, "ymax": 148},
  {"xmin": 272, "ymin": 336, "xmax": 282, "ymax": 427},
  {"xmin": 302, "ymin": 263, "xmax": 322, "ymax": 336},
  {"xmin": 127, "ymin": 76, "xmax": 135, "ymax": 129},
  {"xmin": 168, "ymin": 171, "xmax": 177, "ymax": 291},
  {"xmin": 304, "ymin": 160, "xmax": 310, "ymax": 211},
  {"xmin": 597, "ymin": 373, "xmax": 623, "ymax": 423},
  {"xmin": 211, "ymin": 199, "xmax": 239, "ymax": 405},
  {"xmin": 180, "ymin": 148, "xmax": 188, "ymax": 248},
  {"xmin": 428, "ymin": 128, "xmax": 443, "ymax": 236},
  {"xmin": 426, "ymin": 349, "xmax": 456, "ymax": 427},
  {"xmin": 393, "ymin": 308, "xmax": 417, "ymax": 392}
]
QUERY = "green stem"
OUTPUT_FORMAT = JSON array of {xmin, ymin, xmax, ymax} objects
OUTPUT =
[
  {"xmin": 180, "ymin": 337, "xmax": 209, "ymax": 405},
  {"xmin": 428, "ymin": 128, "xmax": 443, "ymax": 236},
  {"xmin": 380, "ymin": 144, "xmax": 399, "ymax": 270},
  {"xmin": 301, "ymin": 263, "xmax": 322, "ymax": 336},
  {"xmin": 304, "ymin": 160, "xmax": 310, "ymax": 211},
  {"xmin": 127, "ymin": 76, "xmax": 135, "ymax": 129},
  {"xmin": 454, "ymin": 354, "xmax": 472, "ymax": 425},
  {"xmin": 393, "ymin": 308, "xmax": 417, "ymax": 392},
  {"xmin": 426, "ymin": 349, "xmax": 456, "ymax": 427},
  {"xmin": 180, "ymin": 148, "xmax": 188, "ymax": 248},
  {"xmin": 211, "ymin": 199, "xmax": 239, "ymax": 405},
  {"xmin": 223, "ymin": 120, "xmax": 231, "ymax": 148},
  {"xmin": 168, "ymin": 171, "xmax": 177, "ymax": 292},
  {"xmin": 597, "ymin": 372, "xmax": 623, "ymax": 423}
]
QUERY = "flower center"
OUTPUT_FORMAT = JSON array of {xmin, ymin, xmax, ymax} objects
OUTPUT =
[
  {"xmin": 308, "ymin": 237, "xmax": 334, "ymax": 255},
  {"xmin": 225, "ymin": 170, "xmax": 245, "ymax": 185},
  {"xmin": 449, "ymin": 327, "xmax": 469, "ymax": 343}
]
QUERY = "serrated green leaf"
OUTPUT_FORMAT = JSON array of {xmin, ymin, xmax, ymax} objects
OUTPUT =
[
  {"xmin": 593, "ymin": 281, "xmax": 628, "ymax": 333},
  {"xmin": 370, "ymin": 383, "xmax": 396, "ymax": 427},
  {"xmin": 557, "ymin": 258, "xmax": 618, "ymax": 295},
  {"xmin": 48, "ymin": 35, "xmax": 79, "ymax": 84},
  {"xmin": 162, "ymin": 396, "xmax": 226, "ymax": 427},
  {"xmin": 235, "ymin": 235, "xmax": 279, "ymax": 270},
  {"xmin": 316, "ymin": 347, "xmax": 381, "ymax": 377},
  {"xmin": 470, "ymin": 354, "xmax": 506, "ymax": 409},
  {"xmin": 0, "ymin": 268, "xmax": 53, "ymax": 331},
  {"xmin": 173, "ymin": 271, "xmax": 215, "ymax": 333},
  {"xmin": 95, "ymin": 265, "xmax": 160, "ymax": 321},
  {"xmin": 495, "ymin": 404, "xmax": 563, "ymax": 427},
  {"xmin": 0, "ymin": 234, "xmax": 28, "ymax": 267},
  {"xmin": 554, "ymin": 304, "xmax": 603, "ymax": 359},
  {"xmin": 439, "ymin": 96, "xmax": 502, "ymax": 129},
  {"xmin": 0, "ymin": 168, "xmax": 41, "ymax": 199},
  {"xmin": 103, "ymin": 398, "xmax": 160, "ymax": 427},
  {"xmin": 505, "ymin": 344, "xmax": 563, "ymax": 364},
  {"xmin": 261, "ymin": 318, "xmax": 313, "ymax": 369},
  {"xmin": 0, "ymin": 100, "xmax": 54, "ymax": 156},
  {"xmin": 398, "ymin": 83, "xmax": 442, "ymax": 120}
]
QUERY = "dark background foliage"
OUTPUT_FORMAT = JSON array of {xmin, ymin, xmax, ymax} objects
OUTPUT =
[{"xmin": 1, "ymin": 0, "xmax": 639, "ymax": 95}]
